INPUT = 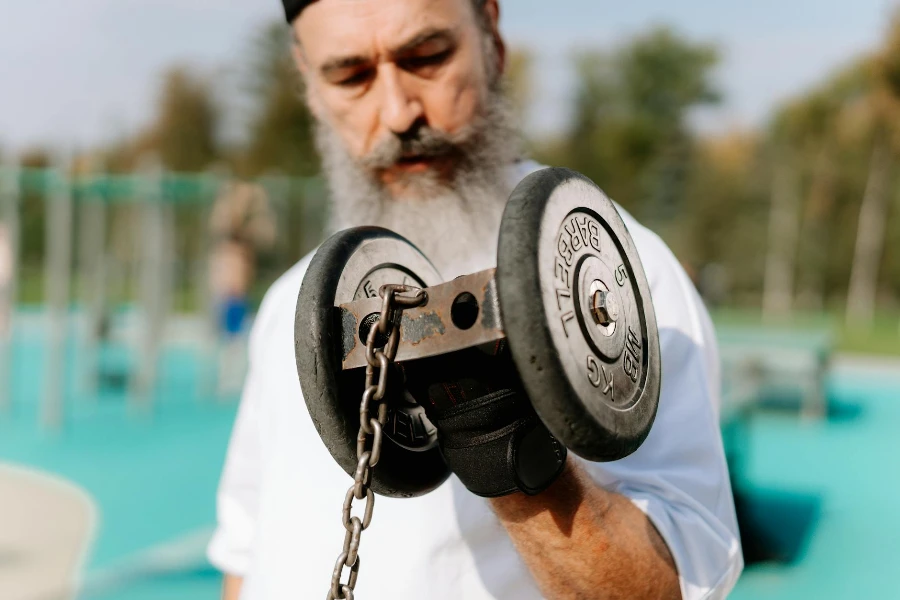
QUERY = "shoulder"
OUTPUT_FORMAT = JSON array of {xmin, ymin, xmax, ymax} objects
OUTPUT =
[
  {"xmin": 620, "ymin": 204, "xmax": 713, "ymax": 337},
  {"xmin": 617, "ymin": 206, "xmax": 721, "ymax": 412}
]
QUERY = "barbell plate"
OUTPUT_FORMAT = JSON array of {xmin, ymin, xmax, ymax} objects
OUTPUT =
[
  {"xmin": 295, "ymin": 226, "xmax": 450, "ymax": 497},
  {"xmin": 496, "ymin": 168, "xmax": 662, "ymax": 462}
]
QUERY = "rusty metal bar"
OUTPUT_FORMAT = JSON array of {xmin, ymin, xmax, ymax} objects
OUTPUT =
[{"xmin": 339, "ymin": 268, "xmax": 505, "ymax": 370}]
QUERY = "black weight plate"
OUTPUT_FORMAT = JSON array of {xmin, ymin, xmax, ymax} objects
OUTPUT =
[
  {"xmin": 496, "ymin": 168, "xmax": 661, "ymax": 462},
  {"xmin": 295, "ymin": 227, "xmax": 450, "ymax": 498}
]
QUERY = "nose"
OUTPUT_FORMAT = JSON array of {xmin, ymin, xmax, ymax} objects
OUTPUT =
[{"xmin": 378, "ymin": 64, "xmax": 424, "ymax": 135}]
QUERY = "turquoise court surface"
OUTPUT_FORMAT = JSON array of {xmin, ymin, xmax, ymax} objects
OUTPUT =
[{"xmin": 1, "ymin": 326, "xmax": 898, "ymax": 598}]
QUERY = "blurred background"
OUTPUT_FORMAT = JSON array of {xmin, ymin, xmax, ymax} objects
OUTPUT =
[{"xmin": 1, "ymin": 1, "xmax": 899, "ymax": 598}]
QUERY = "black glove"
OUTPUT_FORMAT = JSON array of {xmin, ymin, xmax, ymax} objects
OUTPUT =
[{"xmin": 404, "ymin": 342, "xmax": 567, "ymax": 497}]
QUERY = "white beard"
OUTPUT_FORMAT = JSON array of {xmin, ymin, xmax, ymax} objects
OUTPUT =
[
  {"xmin": 315, "ymin": 88, "xmax": 521, "ymax": 280},
  {"xmin": 347, "ymin": 187, "xmax": 506, "ymax": 279}
]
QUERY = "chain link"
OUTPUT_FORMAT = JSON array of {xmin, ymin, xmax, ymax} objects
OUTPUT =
[{"xmin": 325, "ymin": 284, "xmax": 427, "ymax": 600}]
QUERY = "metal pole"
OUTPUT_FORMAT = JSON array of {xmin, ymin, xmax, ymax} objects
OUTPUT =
[
  {"xmin": 846, "ymin": 141, "xmax": 892, "ymax": 327},
  {"xmin": 195, "ymin": 194, "xmax": 216, "ymax": 402},
  {"xmin": 161, "ymin": 199, "xmax": 175, "ymax": 363},
  {"xmin": 762, "ymin": 148, "xmax": 801, "ymax": 321},
  {"xmin": 0, "ymin": 161, "xmax": 21, "ymax": 416},
  {"xmin": 43, "ymin": 161, "xmax": 74, "ymax": 431},
  {"xmin": 78, "ymin": 164, "xmax": 108, "ymax": 399},
  {"xmin": 133, "ymin": 157, "xmax": 166, "ymax": 413}
]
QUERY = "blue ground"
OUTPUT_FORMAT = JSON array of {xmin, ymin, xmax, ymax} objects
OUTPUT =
[
  {"xmin": 0, "ymin": 330, "xmax": 235, "ymax": 599},
  {"xmin": 730, "ymin": 371, "xmax": 900, "ymax": 599},
  {"xmin": 1, "ymin": 328, "xmax": 898, "ymax": 598}
]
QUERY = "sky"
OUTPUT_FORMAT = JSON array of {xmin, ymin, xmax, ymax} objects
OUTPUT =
[{"xmin": 0, "ymin": 0, "xmax": 896, "ymax": 153}]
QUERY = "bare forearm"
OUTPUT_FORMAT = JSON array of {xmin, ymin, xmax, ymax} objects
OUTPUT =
[{"xmin": 490, "ymin": 459, "xmax": 680, "ymax": 600}]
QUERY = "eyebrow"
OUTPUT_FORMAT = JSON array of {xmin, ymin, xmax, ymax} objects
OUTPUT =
[
  {"xmin": 319, "ymin": 26, "xmax": 459, "ymax": 78},
  {"xmin": 391, "ymin": 26, "xmax": 458, "ymax": 57},
  {"xmin": 320, "ymin": 55, "xmax": 371, "ymax": 78}
]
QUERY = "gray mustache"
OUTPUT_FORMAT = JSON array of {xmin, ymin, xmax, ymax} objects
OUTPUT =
[{"xmin": 360, "ymin": 125, "xmax": 465, "ymax": 170}]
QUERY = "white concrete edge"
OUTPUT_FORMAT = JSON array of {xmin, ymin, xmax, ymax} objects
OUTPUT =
[
  {"xmin": 830, "ymin": 353, "xmax": 900, "ymax": 384},
  {"xmin": 79, "ymin": 526, "xmax": 215, "ymax": 597},
  {"xmin": 0, "ymin": 462, "xmax": 100, "ymax": 600}
]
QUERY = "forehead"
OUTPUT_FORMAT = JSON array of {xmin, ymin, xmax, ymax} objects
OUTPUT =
[{"xmin": 296, "ymin": 0, "xmax": 475, "ymax": 61}]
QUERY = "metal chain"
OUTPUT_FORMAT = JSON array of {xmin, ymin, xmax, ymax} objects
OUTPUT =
[{"xmin": 326, "ymin": 284, "xmax": 427, "ymax": 600}]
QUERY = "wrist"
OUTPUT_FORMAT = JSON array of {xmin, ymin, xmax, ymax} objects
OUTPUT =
[
  {"xmin": 435, "ymin": 389, "xmax": 567, "ymax": 497},
  {"xmin": 489, "ymin": 458, "xmax": 596, "ymax": 520}
]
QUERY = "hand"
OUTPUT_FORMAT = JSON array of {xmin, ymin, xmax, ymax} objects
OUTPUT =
[{"xmin": 403, "ymin": 342, "xmax": 567, "ymax": 497}]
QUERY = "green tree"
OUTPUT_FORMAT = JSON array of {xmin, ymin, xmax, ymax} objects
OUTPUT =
[
  {"xmin": 17, "ymin": 150, "xmax": 52, "ymax": 288},
  {"xmin": 559, "ymin": 27, "xmax": 720, "ymax": 222},
  {"xmin": 770, "ymin": 63, "xmax": 869, "ymax": 314},
  {"xmin": 681, "ymin": 133, "xmax": 769, "ymax": 306},
  {"xmin": 154, "ymin": 67, "xmax": 220, "ymax": 172},
  {"xmin": 845, "ymin": 15, "xmax": 900, "ymax": 326},
  {"xmin": 242, "ymin": 22, "xmax": 318, "ymax": 178},
  {"xmin": 504, "ymin": 48, "xmax": 534, "ymax": 126},
  {"xmin": 238, "ymin": 22, "xmax": 325, "ymax": 268}
]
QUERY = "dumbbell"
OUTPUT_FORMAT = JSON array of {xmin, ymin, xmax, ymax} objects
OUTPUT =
[{"xmin": 294, "ymin": 168, "xmax": 661, "ymax": 497}]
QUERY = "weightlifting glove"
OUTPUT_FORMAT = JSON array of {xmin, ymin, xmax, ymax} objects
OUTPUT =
[{"xmin": 404, "ymin": 342, "xmax": 567, "ymax": 497}]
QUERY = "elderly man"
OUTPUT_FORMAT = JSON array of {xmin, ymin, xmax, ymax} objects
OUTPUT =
[{"xmin": 207, "ymin": 0, "xmax": 743, "ymax": 598}]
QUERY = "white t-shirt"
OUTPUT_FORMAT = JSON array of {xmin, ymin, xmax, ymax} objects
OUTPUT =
[{"xmin": 208, "ymin": 161, "xmax": 743, "ymax": 600}]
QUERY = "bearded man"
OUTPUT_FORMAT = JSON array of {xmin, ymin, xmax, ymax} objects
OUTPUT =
[{"xmin": 207, "ymin": 1, "xmax": 743, "ymax": 598}]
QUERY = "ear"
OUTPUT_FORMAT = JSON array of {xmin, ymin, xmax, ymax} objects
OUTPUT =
[
  {"xmin": 290, "ymin": 32, "xmax": 325, "ymax": 118},
  {"xmin": 290, "ymin": 33, "xmax": 307, "ymax": 76},
  {"xmin": 482, "ymin": 0, "xmax": 506, "ymax": 77}
]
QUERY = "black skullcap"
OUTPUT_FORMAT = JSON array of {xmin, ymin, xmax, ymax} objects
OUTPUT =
[{"xmin": 282, "ymin": 0, "xmax": 315, "ymax": 23}]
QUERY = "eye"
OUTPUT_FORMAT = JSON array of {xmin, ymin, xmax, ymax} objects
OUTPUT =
[
  {"xmin": 337, "ymin": 68, "xmax": 375, "ymax": 88},
  {"xmin": 400, "ymin": 49, "xmax": 453, "ymax": 73}
]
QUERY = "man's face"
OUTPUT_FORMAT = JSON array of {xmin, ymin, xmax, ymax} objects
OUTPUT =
[
  {"xmin": 293, "ymin": 0, "xmax": 499, "ymax": 196},
  {"xmin": 291, "ymin": 0, "xmax": 518, "ymax": 279}
]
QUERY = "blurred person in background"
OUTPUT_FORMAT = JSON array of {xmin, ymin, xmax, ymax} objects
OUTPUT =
[
  {"xmin": 208, "ymin": 1, "xmax": 742, "ymax": 599},
  {"xmin": 208, "ymin": 181, "xmax": 276, "ymax": 395}
]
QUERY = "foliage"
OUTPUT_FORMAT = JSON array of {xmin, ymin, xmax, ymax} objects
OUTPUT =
[
  {"xmin": 680, "ymin": 133, "xmax": 770, "ymax": 306},
  {"xmin": 153, "ymin": 67, "xmax": 220, "ymax": 172},
  {"xmin": 241, "ymin": 22, "xmax": 318, "ymax": 178},
  {"xmin": 504, "ymin": 48, "xmax": 534, "ymax": 125},
  {"xmin": 544, "ymin": 27, "xmax": 720, "ymax": 228},
  {"xmin": 9, "ymin": 17, "xmax": 900, "ymax": 330}
]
